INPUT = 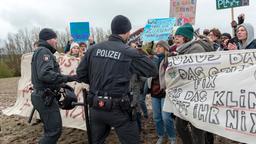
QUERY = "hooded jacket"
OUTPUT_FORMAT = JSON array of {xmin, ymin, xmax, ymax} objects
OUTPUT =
[{"xmin": 237, "ymin": 23, "xmax": 256, "ymax": 49}]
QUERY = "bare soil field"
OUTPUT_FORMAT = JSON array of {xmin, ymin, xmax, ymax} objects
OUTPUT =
[{"xmin": 0, "ymin": 77, "xmax": 242, "ymax": 144}]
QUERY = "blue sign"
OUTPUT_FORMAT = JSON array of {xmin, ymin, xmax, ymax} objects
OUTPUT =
[
  {"xmin": 141, "ymin": 18, "xmax": 176, "ymax": 42},
  {"xmin": 70, "ymin": 22, "xmax": 90, "ymax": 42}
]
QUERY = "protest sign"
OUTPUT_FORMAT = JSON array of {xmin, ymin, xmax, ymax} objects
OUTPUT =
[
  {"xmin": 141, "ymin": 18, "xmax": 176, "ymax": 42},
  {"xmin": 216, "ymin": 0, "xmax": 249, "ymax": 10},
  {"xmin": 70, "ymin": 22, "xmax": 90, "ymax": 42},
  {"xmin": 163, "ymin": 50, "xmax": 256, "ymax": 144},
  {"xmin": 169, "ymin": 0, "xmax": 197, "ymax": 26}
]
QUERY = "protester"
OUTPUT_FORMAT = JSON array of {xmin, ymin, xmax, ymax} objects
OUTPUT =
[
  {"xmin": 68, "ymin": 42, "xmax": 80, "ymax": 58},
  {"xmin": 227, "ymin": 37, "xmax": 239, "ymax": 50},
  {"xmin": 64, "ymin": 38, "xmax": 73, "ymax": 53},
  {"xmin": 129, "ymin": 41, "xmax": 138, "ymax": 48},
  {"xmin": 173, "ymin": 23, "xmax": 214, "ymax": 144},
  {"xmin": 149, "ymin": 40, "xmax": 176, "ymax": 144},
  {"xmin": 236, "ymin": 23, "xmax": 256, "ymax": 49},
  {"xmin": 76, "ymin": 15, "xmax": 157, "ymax": 144},
  {"xmin": 231, "ymin": 13, "xmax": 245, "ymax": 37},
  {"xmin": 33, "ymin": 41, "xmax": 39, "ymax": 50},
  {"xmin": 128, "ymin": 41, "xmax": 147, "ymax": 132},
  {"xmin": 220, "ymin": 33, "xmax": 232, "ymax": 50},
  {"xmin": 203, "ymin": 29, "xmax": 210, "ymax": 36},
  {"xmin": 31, "ymin": 28, "xmax": 77, "ymax": 143},
  {"xmin": 88, "ymin": 36, "xmax": 96, "ymax": 46},
  {"xmin": 207, "ymin": 28, "xmax": 222, "ymax": 50},
  {"xmin": 79, "ymin": 42, "xmax": 87, "ymax": 55}
]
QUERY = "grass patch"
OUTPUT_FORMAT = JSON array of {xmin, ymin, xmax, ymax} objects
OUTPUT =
[{"xmin": 0, "ymin": 61, "xmax": 14, "ymax": 78}]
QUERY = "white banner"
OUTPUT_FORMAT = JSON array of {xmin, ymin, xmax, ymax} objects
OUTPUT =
[
  {"xmin": 163, "ymin": 50, "xmax": 256, "ymax": 144},
  {"xmin": 3, "ymin": 53, "xmax": 88, "ymax": 130}
]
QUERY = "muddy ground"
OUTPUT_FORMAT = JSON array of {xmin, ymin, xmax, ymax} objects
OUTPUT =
[{"xmin": 0, "ymin": 77, "xmax": 242, "ymax": 144}]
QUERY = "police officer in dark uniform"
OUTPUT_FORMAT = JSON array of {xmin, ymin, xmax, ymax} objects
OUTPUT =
[
  {"xmin": 77, "ymin": 15, "xmax": 158, "ymax": 144},
  {"xmin": 31, "ymin": 28, "xmax": 77, "ymax": 144}
]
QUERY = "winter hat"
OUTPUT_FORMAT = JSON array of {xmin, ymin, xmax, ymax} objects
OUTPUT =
[
  {"xmin": 39, "ymin": 28, "xmax": 57, "ymax": 41},
  {"xmin": 111, "ymin": 15, "xmax": 132, "ymax": 34},
  {"xmin": 221, "ymin": 33, "xmax": 231, "ymax": 39},
  {"xmin": 156, "ymin": 40, "xmax": 169, "ymax": 50},
  {"xmin": 175, "ymin": 23, "xmax": 194, "ymax": 40},
  {"xmin": 70, "ymin": 42, "xmax": 79, "ymax": 50}
]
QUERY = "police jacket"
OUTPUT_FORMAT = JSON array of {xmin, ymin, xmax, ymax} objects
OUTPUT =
[
  {"xmin": 77, "ymin": 34, "xmax": 158, "ymax": 96},
  {"xmin": 31, "ymin": 40, "xmax": 72, "ymax": 90}
]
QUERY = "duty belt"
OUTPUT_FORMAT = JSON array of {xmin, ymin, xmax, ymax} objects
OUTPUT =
[{"xmin": 90, "ymin": 91, "xmax": 128, "ymax": 99}]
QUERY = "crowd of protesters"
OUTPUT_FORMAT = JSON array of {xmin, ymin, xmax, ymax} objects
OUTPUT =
[
  {"xmin": 31, "ymin": 13, "xmax": 256, "ymax": 144},
  {"xmin": 124, "ymin": 13, "xmax": 256, "ymax": 144}
]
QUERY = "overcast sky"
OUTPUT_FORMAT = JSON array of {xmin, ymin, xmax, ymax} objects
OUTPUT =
[{"xmin": 0, "ymin": 0, "xmax": 255, "ymax": 40}]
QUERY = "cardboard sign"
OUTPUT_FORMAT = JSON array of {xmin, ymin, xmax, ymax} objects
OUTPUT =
[{"xmin": 141, "ymin": 18, "xmax": 176, "ymax": 42}]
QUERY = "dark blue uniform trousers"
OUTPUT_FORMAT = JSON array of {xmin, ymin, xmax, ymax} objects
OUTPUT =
[
  {"xmin": 31, "ymin": 90, "xmax": 62, "ymax": 144},
  {"xmin": 90, "ymin": 108, "xmax": 140, "ymax": 144}
]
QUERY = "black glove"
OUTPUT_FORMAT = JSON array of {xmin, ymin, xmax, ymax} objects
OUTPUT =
[{"xmin": 67, "ymin": 75, "xmax": 79, "ymax": 82}]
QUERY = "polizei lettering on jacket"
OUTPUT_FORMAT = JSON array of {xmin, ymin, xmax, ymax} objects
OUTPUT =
[{"xmin": 96, "ymin": 49, "xmax": 121, "ymax": 60}]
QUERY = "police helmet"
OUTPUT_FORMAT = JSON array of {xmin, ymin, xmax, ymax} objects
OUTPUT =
[{"xmin": 58, "ymin": 85, "xmax": 77, "ymax": 110}]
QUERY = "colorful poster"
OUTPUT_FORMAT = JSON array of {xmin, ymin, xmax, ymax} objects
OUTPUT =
[
  {"xmin": 141, "ymin": 18, "xmax": 176, "ymax": 42},
  {"xmin": 169, "ymin": 0, "xmax": 197, "ymax": 26}
]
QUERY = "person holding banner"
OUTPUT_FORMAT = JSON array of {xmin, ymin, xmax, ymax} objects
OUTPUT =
[
  {"xmin": 77, "ymin": 15, "xmax": 157, "ymax": 144},
  {"xmin": 31, "ymin": 28, "xmax": 78, "ymax": 144},
  {"xmin": 172, "ymin": 23, "xmax": 214, "ymax": 144},
  {"xmin": 150, "ymin": 40, "xmax": 176, "ymax": 144}
]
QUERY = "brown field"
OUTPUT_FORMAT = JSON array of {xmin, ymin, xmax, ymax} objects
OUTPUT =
[{"xmin": 0, "ymin": 77, "xmax": 242, "ymax": 144}]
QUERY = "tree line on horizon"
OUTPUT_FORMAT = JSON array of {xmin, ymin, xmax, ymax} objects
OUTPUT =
[{"xmin": 0, "ymin": 27, "xmax": 111, "ymax": 78}]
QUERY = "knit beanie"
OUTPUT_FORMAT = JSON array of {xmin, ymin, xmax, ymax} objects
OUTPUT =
[
  {"xmin": 156, "ymin": 40, "xmax": 169, "ymax": 50},
  {"xmin": 175, "ymin": 23, "xmax": 194, "ymax": 40},
  {"xmin": 111, "ymin": 15, "xmax": 132, "ymax": 34},
  {"xmin": 70, "ymin": 42, "xmax": 79, "ymax": 50},
  {"xmin": 39, "ymin": 28, "xmax": 57, "ymax": 41}
]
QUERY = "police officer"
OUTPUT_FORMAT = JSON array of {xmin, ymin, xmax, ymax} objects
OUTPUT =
[
  {"xmin": 77, "ymin": 15, "xmax": 158, "ymax": 144},
  {"xmin": 31, "ymin": 28, "xmax": 77, "ymax": 144}
]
